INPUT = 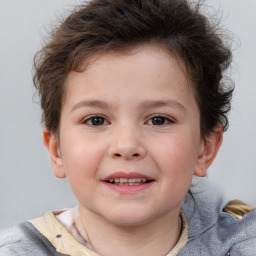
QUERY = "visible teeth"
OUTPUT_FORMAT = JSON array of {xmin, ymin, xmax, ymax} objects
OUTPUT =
[{"xmin": 108, "ymin": 178, "xmax": 148, "ymax": 184}]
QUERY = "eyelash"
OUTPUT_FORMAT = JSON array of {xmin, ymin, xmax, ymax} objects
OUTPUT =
[
  {"xmin": 82, "ymin": 114, "xmax": 174, "ymax": 126},
  {"xmin": 146, "ymin": 115, "xmax": 174, "ymax": 126},
  {"xmin": 82, "ymin": 115, "xmax": 110, "ymax": 126}
]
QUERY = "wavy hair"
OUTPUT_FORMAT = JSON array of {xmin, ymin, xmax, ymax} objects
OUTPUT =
[{"xmin": 34, "ymin": 0, "xmax": 234, "ymax": 137}]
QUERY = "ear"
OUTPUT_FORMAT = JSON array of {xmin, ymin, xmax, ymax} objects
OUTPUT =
[
  {"xmin": 194, "ymin": 126, "xmax": 223, "ymax": 177},
  {"xmin": 43, "ymin": 128, "xmax": 66, "ymax": 178}
]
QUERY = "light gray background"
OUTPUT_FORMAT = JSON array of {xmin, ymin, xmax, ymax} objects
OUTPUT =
[{"xmin": 0, "ymin": 0, "xmax": 256, "ymax": 230}]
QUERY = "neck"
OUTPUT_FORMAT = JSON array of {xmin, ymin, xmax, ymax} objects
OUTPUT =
[{"xmin": 78, "ymin": 204, "xmax": 182, "ymax": 256}]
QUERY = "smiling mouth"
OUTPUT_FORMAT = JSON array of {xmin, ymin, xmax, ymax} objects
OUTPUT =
[{"xmin": 106, "ymin": 178, "xmax": 152, "ymax": 186}]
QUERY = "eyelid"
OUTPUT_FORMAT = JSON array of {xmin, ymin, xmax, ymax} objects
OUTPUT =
[
  {"xmin": 81, "ymin": 114, "xmax": 110, "ymax": 125},
  {"xmin": 146, "ymin": 114, "xmax": 175, "ymax": 125}
]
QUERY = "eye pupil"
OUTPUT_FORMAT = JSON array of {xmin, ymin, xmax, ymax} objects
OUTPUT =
[
  {"xmin": 92, "ymin": 117, "xmax": 104, "ymax": 125},
  {"xmin": 152, "ymin": 117, "xmax": 165, "ymax": 125}
]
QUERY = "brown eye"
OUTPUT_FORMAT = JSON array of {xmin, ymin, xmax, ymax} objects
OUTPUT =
[
  {"xmin": 84, "ymin": 116, "xmax": 109, "ymax": 126},
  {"xmin": 152, "ymin": 116, "xmax": 166, "ymax": 125},
  {"xmin": 91, "ymin": 117, "xmax": 105, "ymax": 125},
  {"xmin": 147, "ymin": 115, "xmax": 173, "ymax": 126}
]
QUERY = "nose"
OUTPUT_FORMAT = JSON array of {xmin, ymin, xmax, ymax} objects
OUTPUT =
[{"xmin": 108, "ymin": 125, "xmax": 146, "ymax": 160}]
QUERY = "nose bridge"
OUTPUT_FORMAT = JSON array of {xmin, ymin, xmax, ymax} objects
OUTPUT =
[{"xmin": 109, "ymin": 122, "xmax": 146, "ymax": 160}]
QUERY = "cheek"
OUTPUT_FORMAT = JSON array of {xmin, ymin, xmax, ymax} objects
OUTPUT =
[
  {"xmin": 60, "ymin": 144, "xmax": 101, "ymax": 203},
  {"xmin": 150, "ymin": 133, "xmax": 199, "ymax": 195},
  {"xmin": 60, "ymin": 134, "xmax": 106, "ymax": 184},
  {"xmin": 152, "ymin": 134, "xmax": 199, "ymax": 171},
  {"xmin": 156, "ymin": 139, "xmax": 197, "ymax": 200}
]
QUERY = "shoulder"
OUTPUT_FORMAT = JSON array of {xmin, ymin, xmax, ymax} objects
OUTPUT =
[
  {"xmin": 228, "ymin": 236, "xmax": 256, "ymax": 256},
  {"xmin": 0, "ymin": 222, "xmax": 62, "ymax": 256},
  {"xmin": 213, "ymin": 200, "xmax": 256, "ymax": 255},
  {"xmin": 181, "ymin": 178, "xmax": 256, "ymax": 255},
  {"xmin": 223, "ymin": 199, "xmax": 255, "ymax": 219},
  {"xmin": 0, "ymin": 225, "xmax": 26, "ymax": 253},
  {"xmin": 218, "ymin": 199, "xmax": 256, "ymax": 233},
  {"xmin": 219, "ymin": 200, "xmax": 256, "ymax": 254}
]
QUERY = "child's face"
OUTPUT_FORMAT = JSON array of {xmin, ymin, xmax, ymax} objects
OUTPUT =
[{"xmin": 46, "ymin": 44, "xmax": 214, "ymax": 226}]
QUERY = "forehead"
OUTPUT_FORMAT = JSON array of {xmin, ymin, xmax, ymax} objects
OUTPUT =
[{"xmin": 62, "ymin": 44, "xmax": 194, "ymax": 106}]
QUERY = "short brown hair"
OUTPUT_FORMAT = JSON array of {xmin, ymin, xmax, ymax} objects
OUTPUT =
[{"xmin": 33, "ymin": 0, "xmax": 234, "ymax": 137}]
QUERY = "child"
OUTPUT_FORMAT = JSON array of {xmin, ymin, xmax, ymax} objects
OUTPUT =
[{"xmin": 1, "ymin": 0, "xmax": 256, "ymax": 255}]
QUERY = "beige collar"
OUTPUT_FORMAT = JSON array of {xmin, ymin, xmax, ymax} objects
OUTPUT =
[
  {"xmin": 30, "ymin": 210, "xmax": 98, "ymax": 256},
  {"xmin": 30, "ymin": 209, "xmax": 188, "ymax": 256},
  {"xmin": 167, "ymin": 210, "xmax": 188, "ymax": 256}
]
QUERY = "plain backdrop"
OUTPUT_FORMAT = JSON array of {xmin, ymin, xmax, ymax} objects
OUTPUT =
[{"xmin": 0, "ymin": 0, "xmax": 256, "ymax": 230}]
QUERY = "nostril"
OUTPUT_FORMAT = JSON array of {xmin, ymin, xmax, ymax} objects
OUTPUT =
[{"xmin": 113, "ymin": 152, "xmax": 140, "ymax": 158}]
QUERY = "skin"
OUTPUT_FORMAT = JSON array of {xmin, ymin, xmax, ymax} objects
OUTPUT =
[{"xmin": 44, "ymin": 44, "xmax": 223, "ymax": 256}]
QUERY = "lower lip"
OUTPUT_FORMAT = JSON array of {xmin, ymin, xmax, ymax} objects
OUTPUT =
[{"xmin": 103, "ymin": 181, "xmax": 154, "ymax": 193}]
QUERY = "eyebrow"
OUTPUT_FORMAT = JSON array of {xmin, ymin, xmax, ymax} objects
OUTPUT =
[
  {"xmin": 71, "ymin": 99, "xmax": 186, "ymax": 112},
  {"xmin": 71, "ymin": 100, "xmax": 109, "ymax": 112},
  {"xmin": 140, "ymin": 100, "xmax": 186, "ymax": 112}
]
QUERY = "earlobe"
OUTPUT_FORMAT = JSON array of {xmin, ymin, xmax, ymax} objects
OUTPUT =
[
  {"xmin": 43, "ymin": 128, "xmax": 66, "ymax": 178},
  {"xmin": 194, "ymin": 126, "xmax": 223, "ymax": 177}
]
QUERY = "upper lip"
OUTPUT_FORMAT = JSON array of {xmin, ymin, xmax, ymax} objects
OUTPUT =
[{"xmin": 102, "ymin": 171, "xmax": 154, "ymax": 181}]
